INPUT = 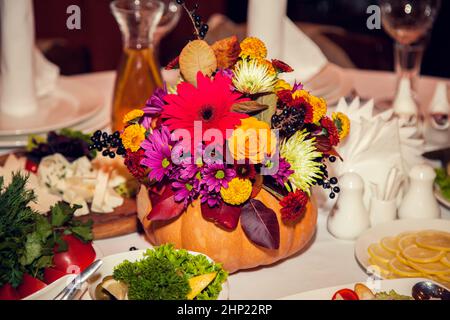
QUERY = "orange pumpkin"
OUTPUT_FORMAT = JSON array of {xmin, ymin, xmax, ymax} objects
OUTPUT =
[{"xmin": 137, "ymin": 186, "xmax": 318, "ymax": 273}]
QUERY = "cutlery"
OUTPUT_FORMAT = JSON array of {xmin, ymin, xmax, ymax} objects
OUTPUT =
[{"xmin": 54, "ymin": 260, "xmax": 103, "ymax": 300}]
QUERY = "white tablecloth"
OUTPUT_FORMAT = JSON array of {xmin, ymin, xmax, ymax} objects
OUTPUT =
[{"xmin": 1, "ymin": 70, "xmax": 449, "ymax": 299}]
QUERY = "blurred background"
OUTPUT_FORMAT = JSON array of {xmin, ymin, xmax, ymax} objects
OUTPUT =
[{"xmin": 34, "ymin": 0, "xmax": 450, "ymax": 78}]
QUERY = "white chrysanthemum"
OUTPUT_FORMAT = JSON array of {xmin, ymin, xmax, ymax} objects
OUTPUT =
[
  {"xmin": 280, "ymin": 130, "xmax": 323, "ymax": 194},
  {"xmin": 232, "ymin": 59, "xmax": 277, "ymax": 95}
]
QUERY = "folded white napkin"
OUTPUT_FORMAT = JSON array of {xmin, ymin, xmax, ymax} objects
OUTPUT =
[
  {"xmin": 0, "ymin": 0, "xmax": 60, "ymax": 118},
  {"xmin": 247, "ymin": 0, "xmax": 327, "ymax": 82}
]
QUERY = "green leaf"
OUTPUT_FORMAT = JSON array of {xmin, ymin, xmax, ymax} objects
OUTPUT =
[
  {"xmin": 35, "ymin": 215, "xmax": 52, "ymax": 241},
  {"xmin": 20, "ymin": 232, "xmax": 43, "ymax": 266},
  {"xmin": 51, "ymin": 202, "xmax": 78, "ymax": 227},
  {"xmin": 70, "ymin": 223, "xmax": 93, "ymax": 242},
  {"xmin": 255, "ymin": 93, "xmax": 277, "ymax": 125},
  {"xmin": 54, "ymin": 234, "xmax": 68, "ymax": 253}
]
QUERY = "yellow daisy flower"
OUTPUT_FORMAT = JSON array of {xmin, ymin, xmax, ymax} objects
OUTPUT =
[
  {"xmin": 257, "ymin": 58, "xmax": 276, "ymax": 76},
  {"xmin": 239, "ymin": 37, "xmax": 267, "ymax": 60},
  {"xmin": 293, "ymin": 90, "xmax": 327, "ymax": 123},
  {"xmin": 121, "ymin": 124, "xmax": 146, "ymax": 152},
  {"xmin": 220, "ymin": 178, "xmax": 253, "ymax": 205},
  {"xmin": 274, "ymin": 79, "xmax": 292, "ymax": 92},
  {"xmin": 332, "ymin": 112, "xmax": 351, "ymax": 140},
  {"xmin": 123, "ymin": 109, "xmax": 144, "ymax": 124}
]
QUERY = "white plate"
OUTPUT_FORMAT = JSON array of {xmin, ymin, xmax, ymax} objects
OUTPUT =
[
  {"xmin": 354, "ymin": 219, "xmax": 450, "ymax": 277},
  {"xmin": 83, "ymin": 248, "xmax": 229, "ymax": 300},
  {"xmin": 281, "ymin": 278, "xmax": 436, "ymax": 300},
  {"xmin": 435, "ymin": 186, "xmax": 450, "ymax": 209},
  {"xmin": 0, "ymin": 76, "xmax": 103, "ymax": 136}
]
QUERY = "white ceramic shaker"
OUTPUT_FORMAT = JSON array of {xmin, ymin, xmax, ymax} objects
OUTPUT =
[
  {"xmin": 398, "ymin": 164, "xmax": 441, "ymax": 219},
  {"xmin": 327, "ymin": 172, "xmax": 370, "ymax": 240}
]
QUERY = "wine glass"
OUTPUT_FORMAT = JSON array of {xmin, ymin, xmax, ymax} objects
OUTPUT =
[
  {"xmin": 154, "ymin": 0, "xmax": 181, "ymax": 51},
  {"xmin": 379, "ymin": 0, "xmax": 441, "ymax": 106}
]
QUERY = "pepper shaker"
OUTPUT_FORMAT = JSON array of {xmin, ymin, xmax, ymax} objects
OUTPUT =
[{"xmin": 398, "ymin": 164, "xmax": 441, "ymax": 219}]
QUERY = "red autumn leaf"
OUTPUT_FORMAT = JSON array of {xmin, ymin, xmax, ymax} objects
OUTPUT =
[
  {"xmin": 327, "ymin": 147, "xmax": 343, "ymax": 161},
  {"xmin": 240, "ymin": 199, "xmax": 280, "ymax": 249},
  {"xmin": 211, "ymin": 35, "xmax": 241, "ymax": 69},
  {"xmin": 201, "ymin": 202, "xmax": 241, "ymax": 230},
  {"xmin": 271, "ymin": 59, "xmax": 294, "ymax": 73},
  {"xmin": 147, "ymin": 186, "xmax": 185, "ymax": 221}
]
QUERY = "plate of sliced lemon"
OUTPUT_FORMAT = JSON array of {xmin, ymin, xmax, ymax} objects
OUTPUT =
[{"xmin": 355, "ymin": 219, "xmax": 450, "ymax": 289}]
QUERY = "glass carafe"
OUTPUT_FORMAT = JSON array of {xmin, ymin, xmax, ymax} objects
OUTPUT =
[{"xmin": 111, "ymin": 0, "xmax": 164, "ymax": 132}]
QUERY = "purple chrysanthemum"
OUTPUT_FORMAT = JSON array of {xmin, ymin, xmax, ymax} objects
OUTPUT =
[
  {"xmin": 201, "ymin": 163, "xmax": 236, "ymax": 193},
  {"xmin": 140, "ymin": 126, "xmax": 173, "ymax": 182},
  {"xmin": 143, "ymin": 84, "xmax": 168, "ymax": 116},
  {"xmin": 172, "ymin": 179, "xmax": 199, "ymax": 207},
  {"xmin": 199, "ymin": 187, "xmax": 221, "ymax": 208},
  {"xmin": 273, "ymin": 157, "xmax": 294, "ymax": 186}
]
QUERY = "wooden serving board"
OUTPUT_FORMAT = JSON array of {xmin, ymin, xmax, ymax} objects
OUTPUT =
[{"xmin": 0, "ymin": 153, "xmax": 138, "ymax": 240}]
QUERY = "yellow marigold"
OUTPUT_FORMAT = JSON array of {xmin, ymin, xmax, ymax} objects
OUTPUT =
[
  {"xmin": 123, "ymin": 109, "xmax": 144, "ymax": 124},
  {"xmin": 228, "ymin": 117, "xmax": 277, "ymax": 163},
  {"xmin": 239, "ymin": 37, "xmax": 267, "ymax": 60},
  {"xmin": 220, "ymin": 178, "xmax": 252, "ymax": 205},
  {"xmin": 257, "ymin": 58, "xmax": 276, "ymax": 76},
  {"xmin": 293, "ymin": 90, "xmax": 327, "ymax": 123},
  {"xmin": 332, "ymin": 112, "xmax": 350, "ymax": 140},
  {"xmin": 275, "ymin": 79, "xmax": 291, "ymax": 92},
  {"xmin": 121, "ymin": 124, "xmax": 146, "ymax": 152}
]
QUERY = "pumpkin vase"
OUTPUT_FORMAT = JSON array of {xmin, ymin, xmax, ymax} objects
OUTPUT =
[{"xmin": 137, "ymin": 186, "xmax": 318, "ymax": 273}]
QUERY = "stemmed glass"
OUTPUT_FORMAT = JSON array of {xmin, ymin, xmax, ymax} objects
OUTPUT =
[
  {"xmin": 379, "ymin": 0, "xmax": 441, "ymax": 106},
  {"xmin": 154, "ymin": 0, "xmax": 181, "ymax": 51}
]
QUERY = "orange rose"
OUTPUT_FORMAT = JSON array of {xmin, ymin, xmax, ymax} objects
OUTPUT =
[{"xmin": 228, "ymin": 117, "xmax": 277, "ymax": 163}]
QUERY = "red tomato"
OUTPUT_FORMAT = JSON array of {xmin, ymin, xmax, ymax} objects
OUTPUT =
[
  {"xmin": 52, "ymin": 235, "xmax": 96, "ymax": 273},
  {"xmin": 0, "ymin": 283, "xmax": 20, "ymax": 300},
  {"xmin": 25, "ymin": 159, "xmax": 38, "ymax": 173},
  {"xmin": 43, "ymin": 267, "xmax": 67, "ymax": 284},
  {"xmin": 332, "ymin": 288, "xmax": 359, "ymax": 300},
  {"xmin": 17, "ymin": 274, "xmax": 47, "ymax": 299}
]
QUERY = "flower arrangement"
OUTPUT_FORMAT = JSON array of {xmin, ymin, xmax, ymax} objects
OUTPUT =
[{"xmin": 91, "ymin": 1, "xmax": 349, "ymax": 252}]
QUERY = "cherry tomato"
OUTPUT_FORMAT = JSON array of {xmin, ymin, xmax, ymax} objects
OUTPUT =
[
  {"xmin": 25, "ymin": 159, "xmax": 38, "ymax": 173},
  {"xmin": 17, "ymin": 274, "xmax": 47, "ymax": 299},
  {"xmin": 0, "ymin": 283, "xmax": 20, "ymax": 300},
  {"xmin": 332, "ymin": 288, "xmax": 359, "ymax": 300},
  {"xmin": 52, "ymin": 235, "xmax": 96, "ymax": 273},
  {"xmin": 43, "ymin": 267, "xmax": 67, "ymax": 284}
]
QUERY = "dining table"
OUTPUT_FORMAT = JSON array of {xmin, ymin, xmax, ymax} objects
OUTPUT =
[{"xmin": 1, "ymin": 67, "xmax": 449, "ymax": 299}]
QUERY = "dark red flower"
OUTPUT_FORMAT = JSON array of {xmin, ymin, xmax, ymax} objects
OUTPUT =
[
  {"xmin": 276, "ymin": 89, "xmax": 294, "ymax": 105},
  {"xmin": 234, "ymin": 162, "xmax": 256, "ymax": 180},
  {"xmin": 124, "ymin": 149, "xmax": 147, "ymax": 181},
  {"xmin": 320, "ymin": 116, "xmax": 340, "ymax": 147},
  {"xmin": 271, "ymin": 59, "xmax": 294, "ymax": 73},
  {"xmin": 280, "ymin": 190, "xmax": 309, "ymax": 221}
]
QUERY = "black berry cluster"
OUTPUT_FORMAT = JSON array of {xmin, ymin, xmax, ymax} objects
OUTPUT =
[
  {"xmin": 271, "ymin": 101, "xmax": 306, "ymax": 139},
  {"xmin": 176, "ymin": 0, "xmax": 209, "ymax": 39},
  {"xmin": 88, "ymin": 130, "xmax": 126, "ymax": 159},
  {"xmin": 315, "ymin": 156, "xmax": 340, "ymax": 199}
]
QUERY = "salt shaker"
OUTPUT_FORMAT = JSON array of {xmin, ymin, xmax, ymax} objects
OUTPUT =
[
  {"xmin": 398, "ymin": 164, "xmax": 441, "ymax": 219},
  {"xmin": 327, "ymin": 172, "xmax": 370, "ymax": 240}
]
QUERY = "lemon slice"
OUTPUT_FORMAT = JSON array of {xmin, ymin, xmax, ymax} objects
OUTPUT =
[
  {"xmin": 368, "ymin": 243, "xmax": 396, "ymax": 264},
  {"xmin": 402, "ymin": 244, "xmax": 445, "ymax": 263},
  {"xmin": 398, "ymin": 234, "xmax": 417, "ymax": 251},
  {"xmin": 408, "ymin": 261, "xmax": 450, "ymax": 275},
  {"xmin": 416, "ymin": 233, "xmax": 450, "ymax": 252},
  {"xmin": 187, "ymin": 272, "xmax": 217, "ymax": 300},
  {"xmin": 389, "ymin": 258, "xmax": 422, "ymax": 278},
  {"xmin": 368, "ymin": 258, "xmax": 390, "ymax": 278},
  {"xmin": 380, "ymin": 236, "xmax": 400, "ymax": 253},
  {"xmin": 441, "ymin": 252, "xmax": 450, "ymax": 267},
  {"xmin": 437, "ymin": 273, "xmax": 450, "ymax": 282},
  {"xmin": 396, "ymin": 251, "xmax": 410, "ymax": 265},
  {"xmin": 101, "ymin": 278, "xmax": 128, "ymax": 300}
]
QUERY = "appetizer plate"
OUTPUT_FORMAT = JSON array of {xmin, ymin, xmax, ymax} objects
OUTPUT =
[
  {"xmin": 83, "ymin": 249, "xmax": 229, "ymax": 300},
  {"xmin": 354, "ymin": 219, "xmax": 450, "ymax": 277},
  {"xmin": 0, "ymin": 76, "xmax": 103, "ymax": 136},
  {"xmin": 280, "ymin": 278, "xmax": 435, "ymax": 300}
]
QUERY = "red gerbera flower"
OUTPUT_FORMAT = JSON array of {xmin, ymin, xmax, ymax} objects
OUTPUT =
[
  {"xmin": 276, "ymin": 89, "xmax": 294, "ymax": 105},
  {"xmin": 280, "ymin": 190, "xmax": 309, "ymax": 221},
  {"xmin": 320, "ymin": 116, "xmax": 340, "ymax": 147},
  {"xmin": 161, "ymin": 72, "xmax": 248, "ymax": 146}
]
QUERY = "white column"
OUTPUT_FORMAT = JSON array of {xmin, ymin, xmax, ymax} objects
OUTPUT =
[
  {"xmin": 247, "ymin": 0, "xmax": 287, "ymax": 59},
  {"xmin": 0, "ymin": 0, "xmax": 38, "ymax": 117}
]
